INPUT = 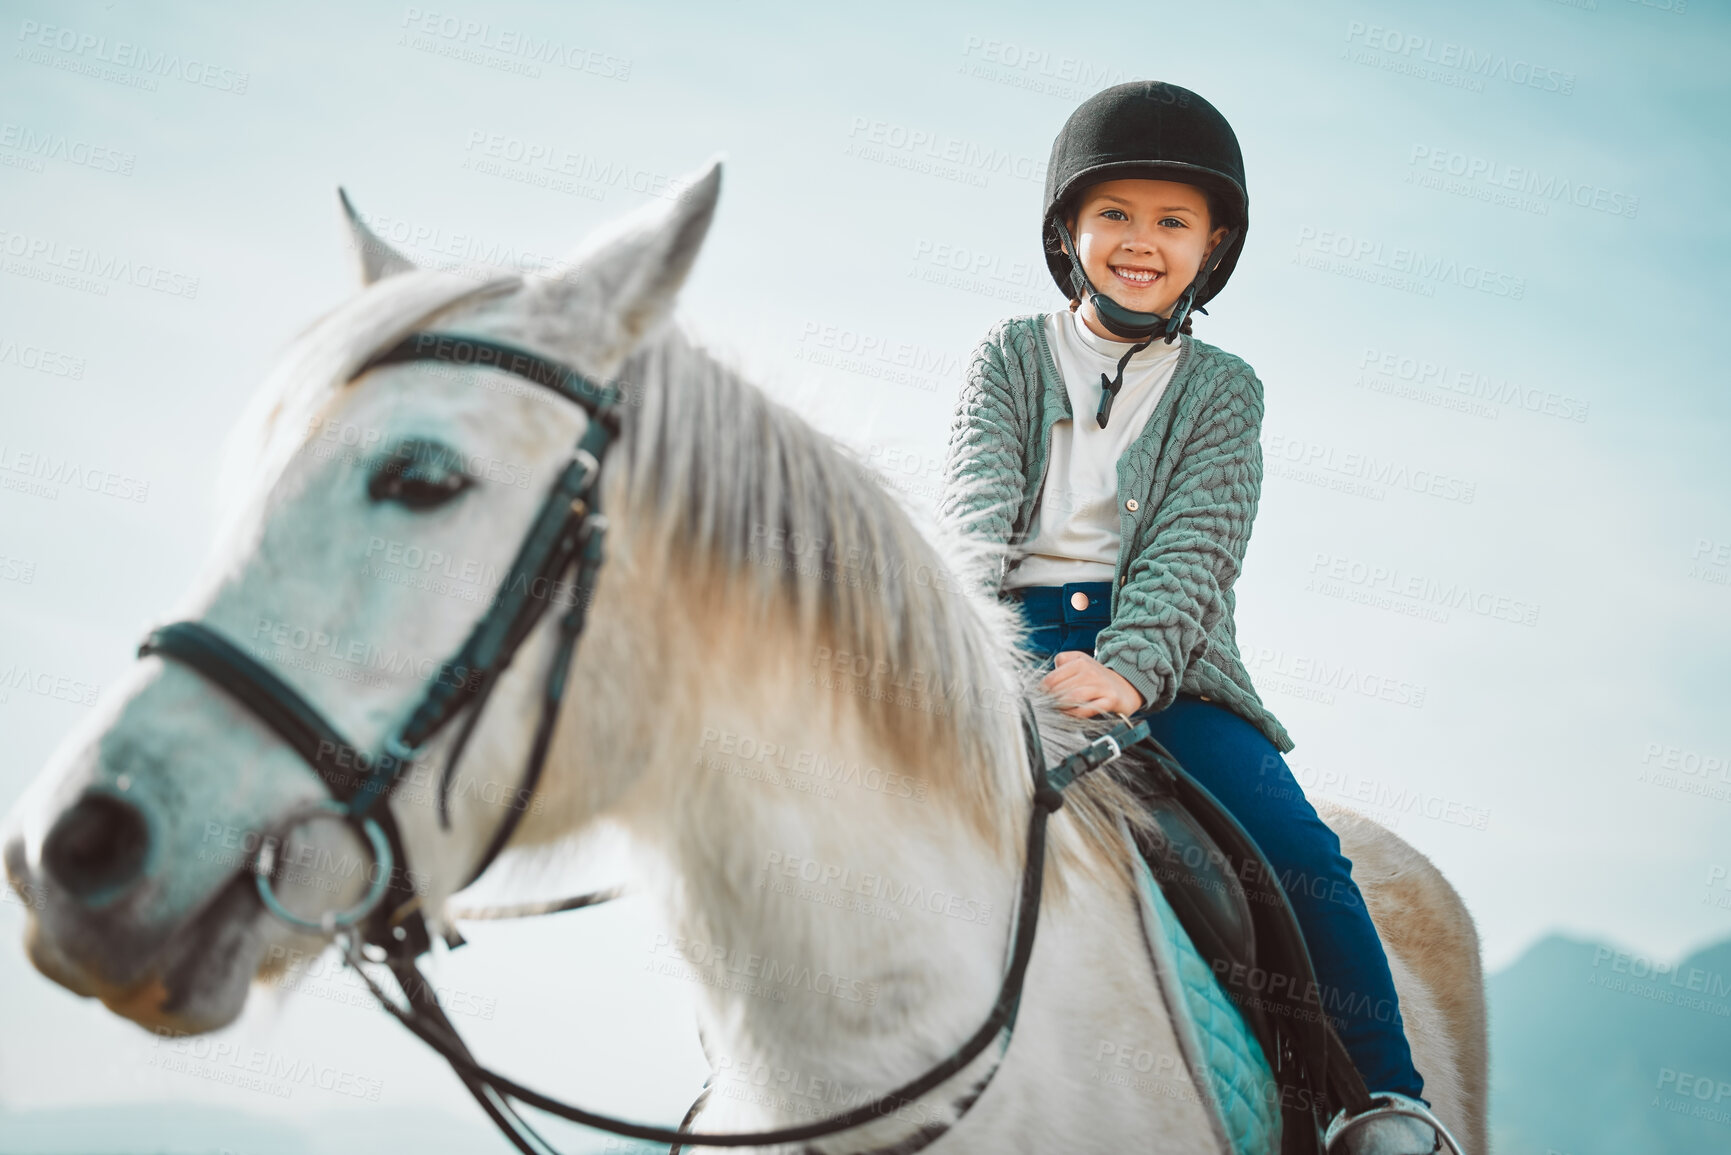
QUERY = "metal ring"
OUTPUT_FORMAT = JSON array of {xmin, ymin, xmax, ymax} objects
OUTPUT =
[{"xmin": 253, "ymin": 800, "xmax": 394, "ymax": 934}]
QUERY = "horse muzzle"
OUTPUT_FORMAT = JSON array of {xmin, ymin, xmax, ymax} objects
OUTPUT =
[{"xmin": 3, "ymin": 664, "xmax": 380, "ymax": 1033}]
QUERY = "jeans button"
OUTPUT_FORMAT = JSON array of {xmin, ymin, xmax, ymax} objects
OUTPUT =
[{"xmin": 1070, "ymin": 591, "xmax": 1090, "ymax": 611}]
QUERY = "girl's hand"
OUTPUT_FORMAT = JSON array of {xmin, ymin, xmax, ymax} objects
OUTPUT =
[{"xmin": 1042, "ymin": 651, "xmax": 1145, "ymax": 718}]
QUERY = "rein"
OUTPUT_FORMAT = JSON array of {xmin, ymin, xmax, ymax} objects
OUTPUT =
[
  {"xmin": 133, "ymin": 330, "xmax": 1159, "ymax": 1153},
  {"xmin": 343, "ymin": 711, "xmax": 1153, "ymax": 1154}
]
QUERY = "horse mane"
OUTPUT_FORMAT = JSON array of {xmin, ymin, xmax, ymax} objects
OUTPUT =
[
  {"xmin": 606, "ymin": 324, "xmax": 1159, "ymax": 889},
  {"xmin": 244, "ymin": 267, "xmax": 1157, "ymax": 894}
]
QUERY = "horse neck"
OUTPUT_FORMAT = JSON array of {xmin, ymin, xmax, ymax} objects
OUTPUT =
[
  {"xmin": 588, "ymin": 333, "xmax": 1039, "ymax": 1106},
  {"xmin": 639, "ymin": 695, "xmax": 1021, "ymax": 1111}
]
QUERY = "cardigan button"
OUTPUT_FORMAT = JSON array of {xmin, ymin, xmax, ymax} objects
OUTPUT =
[{"xmin": 1125, "ymin": 498, "xmax": 1140, "ymax": 512}]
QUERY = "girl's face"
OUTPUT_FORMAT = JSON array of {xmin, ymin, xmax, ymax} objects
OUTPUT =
[{"xmin": 1065, "ymin": 178, "xmax": 1229, "ymax": 338}]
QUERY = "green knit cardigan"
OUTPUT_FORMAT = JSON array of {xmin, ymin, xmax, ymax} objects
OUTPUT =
[{"xmin": 938, "ymin": 312, "xmax": 1294, "ymax": 753}]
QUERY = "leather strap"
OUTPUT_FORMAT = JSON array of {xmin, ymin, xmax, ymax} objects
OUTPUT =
[
  {"xmin": 140, "ymin": 325, "xmax": 1305, "ymax": 1152},
  {"xmin": 139, "ymin": 331, "xmax": 623, "ymax": 955},
  {"xmin": 1134, "ymin": 735, "xmax": 1373, "ymax": 1143},
  {"xmin": 335, "ymin": 711, "xmax": 1150, "ymax": 1151},
  {"xmin": 139, "ymin": 623, "xmax": 368, "ymax": 792},
  {"xmin": 363, "ymin": 332, "xmax": 623, "ymax": 427}
]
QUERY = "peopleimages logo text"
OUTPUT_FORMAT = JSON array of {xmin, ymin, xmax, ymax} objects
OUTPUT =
[
  {"xmin": 0, "ymin": 227, "xmax": 200, "ymax": 299},
  {"xmin": 1294, "ymin": 227, "xmax": 1525, "ymax": 300},
  {"xmin": 847, "ymin": 117, "xmax": 1047, "ymax": 184},
  {"xmin": 398, "ymin": 8, "xmax": 631, "ymax": 79},
  {"xmin": 15, "ymin": 20, "xmax": 250, "ymax": 93},
  {"xmin": 1408, "ymin": 146, "xmax": 1637, "ymax": 220},
  {"xmin": 0, "ymin": 122, "xmax": 135, "ymax": 174},
  {"xmin": 1343, "ymin": 21, "xmax": 1575, "ymax": 95},
  {"xmin": 0, "ymin": 443, "xmax": 149, "ymax": 502}
]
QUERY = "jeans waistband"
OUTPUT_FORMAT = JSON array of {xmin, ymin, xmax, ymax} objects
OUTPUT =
[{"xmin": 1003, "ymin": 581, "xmax": 1113, "ymax": 627}]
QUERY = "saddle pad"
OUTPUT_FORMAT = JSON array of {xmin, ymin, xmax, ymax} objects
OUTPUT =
[{"xmin": 1125, "ymin": 821, "xmax": 1282, "ymax": 1155}]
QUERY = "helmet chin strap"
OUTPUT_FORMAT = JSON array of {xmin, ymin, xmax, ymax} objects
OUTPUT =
[{"xmin": 1052, "ymin": 218, "xmax": 1240, "ymax": 429}]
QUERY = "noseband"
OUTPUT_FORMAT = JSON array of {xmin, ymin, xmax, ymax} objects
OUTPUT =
[{"xmin": 132, "ymin": 331, "xmax": 1270, "ymax": 1153}]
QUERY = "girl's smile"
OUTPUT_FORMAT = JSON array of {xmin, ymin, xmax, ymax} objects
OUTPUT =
[{"xmin": 1109, "ymin": 264, "xmax": 1163, "ymax": 288}]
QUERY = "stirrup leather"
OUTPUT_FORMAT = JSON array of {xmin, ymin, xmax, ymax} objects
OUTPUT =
[{"xmin": 1324, "ymin": 1091, "xmax": 1466, "ymax": 1155}]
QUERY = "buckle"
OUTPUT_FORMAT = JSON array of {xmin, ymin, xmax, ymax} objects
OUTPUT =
[
  {"xmin": 1088, "ymin": 732, "xmax": 1124, "ymax": 763},
  {"xmin": 567, "ymin": 447, "xmax": 603, "ymax": 496}
]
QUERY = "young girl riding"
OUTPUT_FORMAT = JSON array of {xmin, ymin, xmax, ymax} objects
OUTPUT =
[{"xmin": 939, "ymin": 80, "xmax": 1457, "ymax": 1155}]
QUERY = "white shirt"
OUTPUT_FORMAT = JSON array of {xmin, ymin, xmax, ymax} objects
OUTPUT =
[{"xmin": 1002, "ymin": 309, "xmax": 1185, "ymax": 590}]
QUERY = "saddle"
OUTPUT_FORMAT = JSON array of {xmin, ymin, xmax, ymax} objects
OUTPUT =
[{"xmin": 1120, "ymin": 739, "xmax": 1373, "ymax": 1155}]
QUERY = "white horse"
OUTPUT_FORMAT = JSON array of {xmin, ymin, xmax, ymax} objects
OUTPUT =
[{"xmin": 2, "ymin": 162, "xmax": 1487, "ymax": 1154}]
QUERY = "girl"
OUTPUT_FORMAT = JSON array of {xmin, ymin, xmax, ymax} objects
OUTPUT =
[{"xmin": 938, "ymin": 81, "xmax": 1454, "ymax": 1155}]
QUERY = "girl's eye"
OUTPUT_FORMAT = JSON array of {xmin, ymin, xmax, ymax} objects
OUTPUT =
[
  {"xmin": 1160, "ymin": 217, "xmax": 1187, "ymax": 229},
  {"xmin": 367, "ymin": 440, "xmax": 472, "ymax": 511},
  {"xmin": 1101, "ymin": 208, "xmax": 1128, "ymax": 221}
]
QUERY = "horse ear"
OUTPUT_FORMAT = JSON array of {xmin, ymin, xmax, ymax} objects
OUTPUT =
[
  {"xmin": 337, "ymin": 187, "xmax": 416, "ymax": 285},
  {"xmin": 526, "ymin": 158, "xmax": 721, "ymax": 353}
]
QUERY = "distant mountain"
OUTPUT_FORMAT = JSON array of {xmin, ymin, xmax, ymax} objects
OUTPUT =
[{"xmin": 1488, "ymin": 933, "xmax": 1731, "ymax": 1155}]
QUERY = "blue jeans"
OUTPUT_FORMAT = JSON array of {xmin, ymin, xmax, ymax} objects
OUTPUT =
[{"xmin": 1006, "ymin": 582, "xmax": 1427, "ymax": 1102}]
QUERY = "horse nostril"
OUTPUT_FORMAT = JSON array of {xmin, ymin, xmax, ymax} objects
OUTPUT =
[{"xmin": 42, "ymin": 793, "xmax": 152, "ymax": 903}]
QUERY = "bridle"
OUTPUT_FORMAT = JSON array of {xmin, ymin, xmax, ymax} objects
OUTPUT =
[
  {"xmin": 141, "ymin": 331, "xmax": 618, "ymax": 946},
  {"xmin": 133, "ymin": 328, "xmax": 1166, "ymax": 1154}
]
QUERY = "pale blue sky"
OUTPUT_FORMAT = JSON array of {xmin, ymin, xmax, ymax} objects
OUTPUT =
[{"xmin": 1, "ymin": 0, "xmax": 1727, "ymax": 1145}]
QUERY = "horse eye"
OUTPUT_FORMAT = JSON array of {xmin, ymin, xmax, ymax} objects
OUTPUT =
[{"xmin": 367, "ymin": 440, "xmax": 472, "ymax": 511}]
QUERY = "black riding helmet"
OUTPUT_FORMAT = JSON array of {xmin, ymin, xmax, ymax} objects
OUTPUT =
[{"xmin": 1042, "ymin": 81, "xmax": 1248, "ymax": 346}]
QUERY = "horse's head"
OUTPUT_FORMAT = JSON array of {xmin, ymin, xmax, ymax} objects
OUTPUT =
[{"xmin": 1, "ymin": 162, "xmax": 723, "ymax": 1033}]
